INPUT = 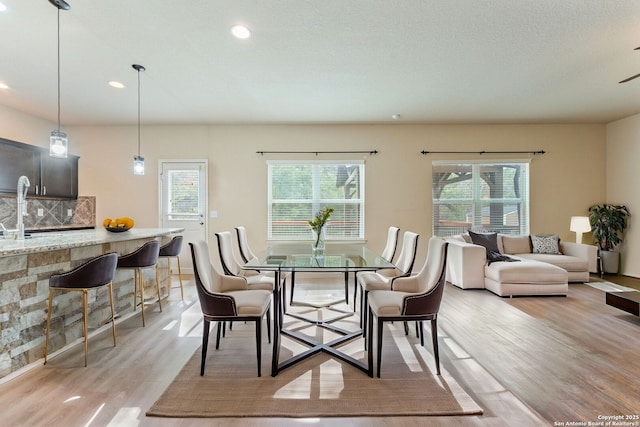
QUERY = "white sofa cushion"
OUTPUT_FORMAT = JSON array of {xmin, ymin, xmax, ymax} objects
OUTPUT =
[
  {"xmin": 516, "ymin": 253, "xmax": 588, "ymax": 273},
  {"xmin": 485, "ymin": 260, "xmax": 568, "ymax": 285},
  {"xmin": 501, "ymin": 235, "xmax": 531, "ymax": 254}
]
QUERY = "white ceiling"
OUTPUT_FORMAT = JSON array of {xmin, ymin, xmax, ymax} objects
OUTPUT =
[{"xmin": 2, "ymin": 0, "xmax": 640, "ymax": 126}]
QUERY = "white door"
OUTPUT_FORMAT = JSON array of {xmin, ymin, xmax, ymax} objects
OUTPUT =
[{"xmin": 159, "ymin": 160, "xmax": 208, "ymax": 274}]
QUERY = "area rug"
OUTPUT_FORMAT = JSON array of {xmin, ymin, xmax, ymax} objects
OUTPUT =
[
  {"xmin": 146, "ymin": 310, "xmax": 483, "ymax": 418},
  {"xmin": 585, "ymin": 281, "xmax": 636, "ymax": 292}
]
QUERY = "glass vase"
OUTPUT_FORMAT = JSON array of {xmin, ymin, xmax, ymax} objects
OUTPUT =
[{"xmin": 312, "ymin": 227, "xmax": 326, "ymax": 256}]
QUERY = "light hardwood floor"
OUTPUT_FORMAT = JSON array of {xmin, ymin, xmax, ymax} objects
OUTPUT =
[{"xmin": 1, "ymin": 274, "xmax": 638, "ymax": 426}]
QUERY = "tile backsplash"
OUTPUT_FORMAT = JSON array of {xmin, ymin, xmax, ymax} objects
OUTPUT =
[{"xmin": 0, "ymin": 195, "xmax": 95, "ymax": 231}]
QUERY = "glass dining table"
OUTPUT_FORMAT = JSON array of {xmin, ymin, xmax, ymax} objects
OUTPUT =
[{"xmin": 242, "ymin": 244, "xmax": 395, "ymax": 377}]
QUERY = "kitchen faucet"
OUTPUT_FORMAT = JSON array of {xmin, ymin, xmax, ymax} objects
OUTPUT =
[
  {"xmin": 2, "ymin": 176, "xmax": 31, "ymax": 240},
  {"xmin": 16, "ymin": 175, "xmax": 30, "ymax": 240}
]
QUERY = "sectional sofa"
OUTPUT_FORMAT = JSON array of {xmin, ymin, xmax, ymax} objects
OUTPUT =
[{"xmin": 445, "ymin": 233, "xmax": 598, "ymax": 297}]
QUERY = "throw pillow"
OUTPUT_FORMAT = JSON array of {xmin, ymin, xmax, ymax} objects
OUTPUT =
[
  {"xmin": 530, "ymin": 234, "xmax": 562, "ymax": 254},
  {"xmin": 468, "ymin": 230, "xmax": 500, "ymax": 256}
]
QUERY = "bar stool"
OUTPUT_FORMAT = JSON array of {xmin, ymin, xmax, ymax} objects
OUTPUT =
[
  {"xmin": 44, "ymin": 252, "xmax": 118, "ymax": 367},
  {"xmin": 158, "ymin": 235, "xmax": 184, "ymax": 300},
  {"xmin": 117, "ymin": 240, "xmax": 161, "ymax": 327}
]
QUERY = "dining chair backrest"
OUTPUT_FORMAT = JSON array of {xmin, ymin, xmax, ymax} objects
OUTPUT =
[
  {"xmin": 394, "ymin": 231, "xmax": 419, "ymax": 276},
  {"xmin": 190, "ymin": 240, "xmax": 244, "ymax": 316},
  {"xmin": 191, "ymin": 240, "xmax": 220, "ymax": 293},
  {"xmin": 403, "ymin": 238, "xmax": 448, "ymax": 316},
  {"xmin": 215, "ymin": 231, "xmax": 242, "ymax": 276},
  {"xmin": 380, "ymin": 226, "xmax": 400, "ymax": 263},
  {"xmin": 235, "ymin": 226, "xmax": 257, "ymax": 264},
  {"xmin": 391, "ymin": 237, "xmax": 447, "ymax": 292}
]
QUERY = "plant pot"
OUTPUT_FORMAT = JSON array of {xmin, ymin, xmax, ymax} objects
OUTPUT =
[{"xmin": 600, "ymin": 250, "xmax": 620, "ymax": 274}]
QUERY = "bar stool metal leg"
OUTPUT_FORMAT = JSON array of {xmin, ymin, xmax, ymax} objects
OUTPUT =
[{"xmin": 44, "ymin": 289, "xmax": 54, "ymax": 365}]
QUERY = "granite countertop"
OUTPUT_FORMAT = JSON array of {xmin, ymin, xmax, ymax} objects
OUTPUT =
[{"xmin": 0, "ymin": 227, "xmax": 184, "ymax": 257}]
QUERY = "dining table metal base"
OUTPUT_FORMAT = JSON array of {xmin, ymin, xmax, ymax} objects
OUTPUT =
[
  {"xmin": 271, "ymin": 271, "xmax": 371, "ymax": 377},
  {"xmin": 275, "ymin": 305, "xmax": 371, "ymax": 376},
  {"xmin": 240, "ymin": 247, "xmax": 394, "ymax": 379}
]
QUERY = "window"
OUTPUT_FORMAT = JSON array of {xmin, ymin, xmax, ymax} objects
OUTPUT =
[
  {"xmin": 165, "ymin": 169, "xmax": 201, "ymax": 220},
  {"xmin": 432, "ymin": 160, "xmax": 530, "ymax": 237},
  {"xmin": 268, "ymin": 160, "xmax": 365, "ymax": 241}
]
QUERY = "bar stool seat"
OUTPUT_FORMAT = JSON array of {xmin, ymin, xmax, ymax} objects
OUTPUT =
[
  {"xmin": 117, "ymin": 240, "xmax": 161, "ymax": 327},
  {"xmin": 44, "ymin": 252, "xmax": 118, "ymax": 367},
  {"xmin": 158, "ymin": 235, "xmax": 184, "ymax": 300}
]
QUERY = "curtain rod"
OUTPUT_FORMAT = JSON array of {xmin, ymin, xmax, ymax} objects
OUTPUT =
[
  {"xmin": 421, "ymin": 150, "xmax": 545, "ymax": 155},
  {"xmin": 257, "ymin": 150, "xmax": 378, "ymax": 155}
]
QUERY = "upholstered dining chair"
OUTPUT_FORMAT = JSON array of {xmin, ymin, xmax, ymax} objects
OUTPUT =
[
  {"xmin": 358, "ymin": 231, "xmax": 419, "ymax": 334},
  {"xmin": 190, "ymin": 240, "xmax": 271, "ymax": 377},
  {"xmin": 367, "ymin": 237, "xmax": 449, "ymax": 377},
  {"xmin": 353, "ymin": 226, "xmax": 400, "ymax": 307},
  {"xmin": 157, "ymin": 235, "xmax": 184, "ymax": 300},
  {"xmin": 234, "ymin": 225, "xmax": 277, "ymax": 277},
  {"xmin": 235, "ymin": 226, "xmax": 257, "ymax": 264},
  {"xmin": 117, "ymin": 240, "xmax": 161, "ymax": 327},
  {"xmin": 215, "ymin": 231, "xmax": 275, "ymax": 292},
  {"xmin": 44, "ymin": 252, "xmax": 118, "ymax": 367}
]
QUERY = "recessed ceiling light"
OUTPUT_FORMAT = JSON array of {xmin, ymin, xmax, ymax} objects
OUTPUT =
[
  {"xmin": 0, "ymin": 3, "xmax": 7, "ymax": 13},
  {"xmin": 0, "ymin": 82, "xmax": 9, "ymax": 89},
  {"xmin": 108, "ymin": 81, "xmax": 125, "ymax": 89},
  {"xmin": 231, "ymin": 24, "xmax": 251, "ymax": 39}
]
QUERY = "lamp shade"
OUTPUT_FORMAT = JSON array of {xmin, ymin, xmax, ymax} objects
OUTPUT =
[
  {"xmin": 49, "ymin": 130, "xmax": 68, "ymax": 158},
  {"xmin": 570, "ymin": 216, "xmax": 591, "ymax": 233},
  {"xmin": 133, "ymin": 155, "xmax": 145, "ymax": 175},
  {"xmin": 570, "ymin": 216, "xmax": 591, "ymax": 244}
]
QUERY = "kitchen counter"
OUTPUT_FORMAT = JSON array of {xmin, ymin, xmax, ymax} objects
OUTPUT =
[
  {"xmin": 0, "ymin": 227, "xmax": 184, "ymax": 380},
  {"xmin": 0, "ymin": 227, "xmax": 183, "ymax": 257}
]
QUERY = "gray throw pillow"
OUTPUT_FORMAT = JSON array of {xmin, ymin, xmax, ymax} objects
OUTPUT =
[
  {"xmin": 531, "ymin": 234, "xmax": 562, "ymax": 255},
  {"xmin": 468, "ymin": 230, "xmax": 500, "ymax": 255}
]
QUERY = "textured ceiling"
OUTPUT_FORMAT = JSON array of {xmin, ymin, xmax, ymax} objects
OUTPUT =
[{"xmin": 1, "ymin": 0, "xmax": 640, "ymax": 125}]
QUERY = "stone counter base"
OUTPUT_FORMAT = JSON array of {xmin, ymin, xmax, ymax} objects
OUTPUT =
[{"xmin": 0, "ymin": 236, "xmax": 173, "ymax": 379}]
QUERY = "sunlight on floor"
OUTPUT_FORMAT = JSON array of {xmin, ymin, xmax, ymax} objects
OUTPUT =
[
  {"xmin": 390, "ymin": 324, "xmax": 426, "ymax": 373},
  {"xmin": 273, "ymin": 359, "xmax": 345, "ymax": 400},
  {"xmin": 104, "ymin": 407, "xmax": 141, "ymax": 427},
  {"xmin": 178, "ymin": 300, "xmax": 203, "ymax": 337},
  {"xmin": 84, "ymin": 402, "xmax": 105, "ymax": 427}
]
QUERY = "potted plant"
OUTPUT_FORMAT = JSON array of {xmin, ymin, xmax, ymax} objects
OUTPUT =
[{"xmin": 588, "ymin": 204, "xmax": 630, "ymax": 274}]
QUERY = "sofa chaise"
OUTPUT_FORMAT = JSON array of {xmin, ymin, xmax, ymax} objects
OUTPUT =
[{"xmin": 445, "ymin": 233, "xmax": 598, "ymax": 297}]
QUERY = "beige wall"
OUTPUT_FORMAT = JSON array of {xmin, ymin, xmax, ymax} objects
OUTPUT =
[
  {"xmin": 1, "ymin": 105, "xmax": 607, "ymax": 267},
  {"xmin": 606, "ymin": 114, "xmax": 640, "ymax": 277},
  {"xmin": 72, "ymin": 123, "xmax": 606, "ymax": 263},
  {"xmin": 0, "ymin": 105, "xmax": 53, "ymax": 148}
]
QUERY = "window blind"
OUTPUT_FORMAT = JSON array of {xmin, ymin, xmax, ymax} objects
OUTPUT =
[
  {"xmin": 432, "ymin": 160, "xmax": 530, "ymax": 237},
  {"xmin": 268, "ymin": 160, "xmax": 365, "ymax": 240},
  {"xmin": 166, "ymin": 169, "xmax": 201, "ymax": 220}
]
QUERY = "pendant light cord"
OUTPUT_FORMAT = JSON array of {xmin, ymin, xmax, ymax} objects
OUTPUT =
[
  {"xmin": 56, "ymin": 8, "xmax": 61, "ymax": 132},
  {"xmin": 137, "ymin": 67, "xmax": 141, "ymax": 157}
]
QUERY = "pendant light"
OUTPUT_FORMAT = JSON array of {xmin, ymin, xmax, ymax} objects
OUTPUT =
[
  {"xmin": 49, "ymin": 0, "xmax": 70, "ymax": 158},
  {"xmin": 132, "ymin": 64, "xmax": 146, "ymax": 175}
]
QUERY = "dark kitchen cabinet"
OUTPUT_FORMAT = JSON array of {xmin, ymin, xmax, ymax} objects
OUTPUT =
[
  {"xmin": 0, "ymin": 138, "xmax": 41, "ymax": 196},
  {"xmin": 39, "ymin": 155, "xmax": 79, "ymax": 198},
  {"xmin": 0, "ymin": 137, "xmax": 79, "ymax": 199}
]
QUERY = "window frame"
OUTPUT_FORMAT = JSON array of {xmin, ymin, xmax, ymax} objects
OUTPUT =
[
  {"xmin": 432, "ymin": 159, "xmax": 530, "ymax": 237},
  {"xmin": 267, "ymin": 159, "xmax": 365, "ymax": 241}
]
